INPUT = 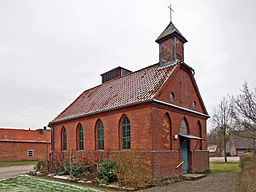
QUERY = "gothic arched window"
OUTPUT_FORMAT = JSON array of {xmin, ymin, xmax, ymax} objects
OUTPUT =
[
  {"xmin": 180, "ymin": 119, "xmax": 188, "ymax": 135},
  {"xmin": 122, "ymin": 116, "xmax": 131, "ymax": 149},
  {"xmin": 97, "ymin": 121, "xmax": 104, "ymax": 150},
  {"xmin": 77, "ymin": 124, "xmax": 84, "ymax": 150},
  {"xmin": 62, "ymin": 127, "xmax": 67, "ymax": 151}
]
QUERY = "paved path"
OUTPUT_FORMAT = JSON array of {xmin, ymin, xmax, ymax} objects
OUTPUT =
[
  {"xmin": 139, "ymin": 173, "xmax": 240, "ymax": 192},
  {"xmin": 210, "ymin": 156, "xmax": 240, "ymax": 162},
  {"xmin": 0, "ymin": 165, "xmax": 35, "ymax": 180}
]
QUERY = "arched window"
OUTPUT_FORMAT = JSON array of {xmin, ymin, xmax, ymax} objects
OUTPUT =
[
  {"xmin": 122, "ymin": 116, "xmax": 131, "ymax": 149},
  {"xmin": 62, "ymin": 127, "xmax": 67, "ymax": 151},
  {"xmin": 97, "ymin": 121, "xmax": 104, "ymax": 150},
  {"xmin": 180, "ymin": 118, "xmax": 188, "ymax": 135},
  {"xmin": 78, "ymin": 124, "xmax": 84, "ymax": 150},
  {"xmin": 198, "ymin": 121, "xmax": 202, "ymax": 150}
]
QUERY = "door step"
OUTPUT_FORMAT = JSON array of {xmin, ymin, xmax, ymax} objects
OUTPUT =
[{"xmin": 182, "ymin": 174, "xmax": 207, "ymax": 180}]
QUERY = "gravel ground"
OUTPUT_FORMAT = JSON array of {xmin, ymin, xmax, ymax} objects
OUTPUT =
[{"xmin": 138, "ymin": 173, "xmax": 241, "ymax": 192}]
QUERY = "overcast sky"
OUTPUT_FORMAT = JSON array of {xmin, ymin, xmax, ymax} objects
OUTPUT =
[{"xmin": 0, "ymin": 0, "xmax": 255, "ymax": 131}]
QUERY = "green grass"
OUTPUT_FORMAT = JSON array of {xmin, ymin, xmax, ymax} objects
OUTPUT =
[
  {"xmin": 210, "ymin": 162, "xmax": 242, "ymax": 174},
  {"xmin": 0, "ymin": 160, "xmax": 38, "ymax": 167},
  {"xmin": 0, "ymin": 175, "xmax": 102, "ymax": 192}
]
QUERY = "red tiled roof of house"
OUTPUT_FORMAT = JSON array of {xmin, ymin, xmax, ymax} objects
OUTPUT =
[
  {"xmin": 51, "ymin": 63, "xmax": 179, "ymax": 124},
  {"xmin": 0, "ymin": 128, "xmax": 51, "ymax": 143}
]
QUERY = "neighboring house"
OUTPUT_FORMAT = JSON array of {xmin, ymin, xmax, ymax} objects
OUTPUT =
[
  {"xmin": 207, "ymin": 144, "xmax": 222, "ymax": 157},
  {"xmin": 230, "ymin": 131, "xmax": 255, "ymax": 156},
  {"xmin": 0, "ymin": 128, "xmax": 51, "ymax": 161},
  {"xmin": 49, "ymin": 20, "xmax": 210, "ymax": 178}
]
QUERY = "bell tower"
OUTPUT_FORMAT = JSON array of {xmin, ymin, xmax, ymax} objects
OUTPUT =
[
  {"xmin": 156, "ymin": 22, "xmax": 187, "ymax": 66},
  {"xmin": 155, "ymin": 6, "xmax": 187, "ymax": 66}
]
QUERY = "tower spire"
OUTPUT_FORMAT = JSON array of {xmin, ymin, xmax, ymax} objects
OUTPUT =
[{"xmin": 168, "ymin": 4, "xmax": 174, "ymax": 22}]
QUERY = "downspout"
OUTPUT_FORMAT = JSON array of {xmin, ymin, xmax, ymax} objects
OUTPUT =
[{"xmin": 51, "ymin": 126, "xmax": 54, "ymax": 152}]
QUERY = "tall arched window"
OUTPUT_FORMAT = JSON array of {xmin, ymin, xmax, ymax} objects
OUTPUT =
[
  {"xmin": 78, "ymin": 124, "xmax": 84, "ymax": 150},
  {"xmin": 97, "ymin": 121, "xmax": 104, "ymax": 150},
  {"xmin": 122, "ymin": 116, "xmax": 131, "ymax": 149},
  {"xmin": 62, "ymin": 127, "xmax": 67, "ymax": 151},
  {"xmin": 198, "ymin": 121, "xmax": 202, "ymax": 150},
  {"xmin": 180, "ymin": 118, "xmax": 188, "ymax": 135}
]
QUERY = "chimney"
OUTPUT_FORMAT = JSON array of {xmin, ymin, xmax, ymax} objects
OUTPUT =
[{"xmin": 100, "ymin": 66, "xmax": 132, "ymax": 83}]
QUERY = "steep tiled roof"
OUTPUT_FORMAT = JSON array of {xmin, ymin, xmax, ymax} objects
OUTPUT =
[
  {"xmin": 51, "ymin": 63, "xmax": 179, "ymax": 124},
  {"xmin": 0, "ymin": 128, "xmax": 51, "ymax": 143}
]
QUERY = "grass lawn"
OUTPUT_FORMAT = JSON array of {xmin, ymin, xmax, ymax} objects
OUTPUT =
[
  {"xmin": 0, "ymin": 160, "xmax": 38, "ymax": 167},
  {"xmin": 0, "ymin": 175, "xmax": 103, "ymax": 192},
  {"xmin": 210, "ymin": 162, "xmax": 242, "ymax": 174}
]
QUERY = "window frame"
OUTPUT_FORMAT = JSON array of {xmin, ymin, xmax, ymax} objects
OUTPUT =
[
  {"xmin": 180, "ymin": 119, "xmax": 188, "ymax": 135},
  {"xmin": 78, "ymin": 124, "xmax": 84, "ymax": 151},
  {"xmin": 170, "ymin": 92, "xmax": 175, "ymax": 101},
  {"xmin": 97, "ymin": 121, "xmax": 104, "ymax": 150},
  {"xmin": 193, "ymin": 101, "xmax": 197, "ymax": 108},
  {"xmin": 27, "ymin": 150, "xmax": 34, "ymax": 157},
  {"xmin": 122, "ymin": 116, "xmax": 131, "ymax": 150},
  {"xmin": 62, "ymin": 127, "xmax": 67, "ymax": 151}
]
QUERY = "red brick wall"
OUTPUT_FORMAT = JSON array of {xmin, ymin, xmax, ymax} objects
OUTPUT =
[
  {"xmin": 156, "ymin": 66, "xmax": 205, "ymax": 114},
  {"xmin": 52, "ymin": 102, "xmax": 208, "ymax": 177},
  {"xmin": 53, "ymin": 103, "xmax": 153, "ymax": 152},
  {"xmin": 150, "ymin": 104, "xmax": 208, "ymax": 176},
  {"xmin": 191, "ymin": 150, "xmax": 209, "ymax": 173},
  {"xmin": 0, "ymin": 142, "xmax": 50, "ymax": 161},
  {"xmin": 0, "ymin": 129, "xmax": 51, "ymax": 161},
  {"xmin": 153, "ymin": 151, "xmax": 181, "ymax": 178}
]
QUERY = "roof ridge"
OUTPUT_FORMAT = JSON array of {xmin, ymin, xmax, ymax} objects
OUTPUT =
[{"xmin": 101, "ymin": 63, "xmax": 159, "ymax": 85}]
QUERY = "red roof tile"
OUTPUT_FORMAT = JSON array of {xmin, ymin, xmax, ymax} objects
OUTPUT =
[
  {"xmin": 51, "ymin": 63, "xmax": 179, "ymax": 124},
  {"xmin": 0, "ymin": 128, "xmax": 51, "ymax": 143}
]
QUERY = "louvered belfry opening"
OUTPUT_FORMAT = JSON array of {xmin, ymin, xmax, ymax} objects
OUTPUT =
[{"xmin": 101, "ymin": 66, "xmax": 132, "ymax": 83}]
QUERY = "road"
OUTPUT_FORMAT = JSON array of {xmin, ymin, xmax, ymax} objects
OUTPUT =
[
  {"xmin": 0, "ymin": 164, "xmax": 35, "ymax": 180},
  {"xmin": 209, "ymin": 156, "xmax": 240, "ymax": 162}
]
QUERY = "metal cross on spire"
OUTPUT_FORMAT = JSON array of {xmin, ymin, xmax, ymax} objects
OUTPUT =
[{"xmin": 168, "ymin": 4, "xmax": 174, "ymax": 22}]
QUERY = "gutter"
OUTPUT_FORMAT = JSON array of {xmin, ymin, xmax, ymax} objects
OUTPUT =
[
  {"xmin": 49, "ymin": 98, "xmax": 209, "ymax": 125},
  {"xmin": 49, "ymin": 99, "xmax": 153, "ymax": 125},
  {"xmin": 0, "ymin": 139, "xmax": 50, "ymax": 144},
  {"xmin": 152, "ymin": 99, "xmax": 210, "ymax": 118}
]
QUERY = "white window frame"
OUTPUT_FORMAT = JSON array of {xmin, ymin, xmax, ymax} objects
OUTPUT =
[{"xmin": 27, "ymin": 150, "xmax": 34, "ymax": 157}]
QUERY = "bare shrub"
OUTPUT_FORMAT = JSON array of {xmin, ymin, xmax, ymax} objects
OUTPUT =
[
  {"xmin": 240, "ymin": 163, "xmax": 256, "ymax": 192},
  {"xmin": 239, "ymin": 152, "xmax": 256, "ymax": 169},
  {"xmin": 35, "ymin": 152, "xmax": 65, "ymax": 174},
  {"xmin": 83, "ymin": 151, "xmax": 110, "ymax": 165},
  {"xmin": 115, "ymin": 151, "xmax": 153, "ymax": 188}
]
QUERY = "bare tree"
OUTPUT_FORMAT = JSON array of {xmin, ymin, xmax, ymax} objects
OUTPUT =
[
  {"xmin": 230, "ymin": 83, "xmax": 256, "ymax": 155},
  {"xmin": 207, "ymin": 129, "xmax": 223, "ymax": 149},
  {"xmin": 212, "ymin": 97, "xmax": 232, "ymax": 162}
]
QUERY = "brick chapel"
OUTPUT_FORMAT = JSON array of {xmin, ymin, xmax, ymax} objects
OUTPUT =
[{"xmin": 49, "ymin": 19, "xmax": 210, "ymax": 177}]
